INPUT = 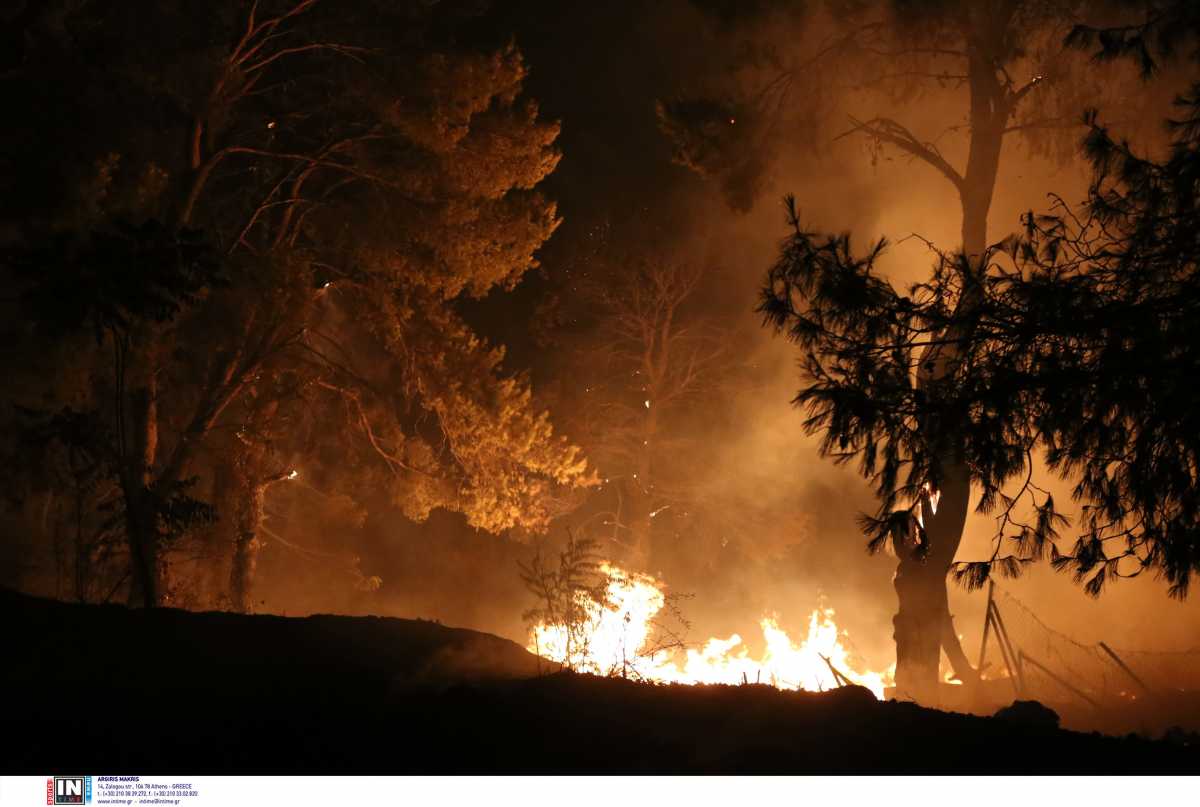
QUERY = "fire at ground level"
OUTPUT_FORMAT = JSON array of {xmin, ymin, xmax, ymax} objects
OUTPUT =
[
  {"xmin": 524, "ymin": 562, "xmax": 1200, "ymax": 736},
  {"xmin": 527, "ymin": 562, "xmax": 896, "ymax": 697},
  {"xmin": 6, "ymin": 588, "xmax": 1199, "ymax": 774}
]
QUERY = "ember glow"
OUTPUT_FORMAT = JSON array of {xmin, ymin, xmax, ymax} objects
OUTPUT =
[{"xmin": 528, "ymin": 563, "xmax": 894, "ymax": 698}]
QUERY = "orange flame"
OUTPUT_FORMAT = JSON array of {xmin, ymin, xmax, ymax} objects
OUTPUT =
[{"xmin": 528, "ymin": 563, "xmax": 894, "ymax": 698}]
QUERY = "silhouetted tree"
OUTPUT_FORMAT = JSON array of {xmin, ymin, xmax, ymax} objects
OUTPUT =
[
  {"xmin": 666, "ymin": 0, "xmax": 1160, "ymax": 701},
  {"xmin": 761, "ymin": 78, "xmax": 1200, "ymax": 699},
  {"xmin": 6, "ymin": 223, "xmax": 225, "ymax": 607}
]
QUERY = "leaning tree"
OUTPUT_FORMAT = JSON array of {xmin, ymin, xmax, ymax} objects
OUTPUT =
[{"xmin": 662, "ymin": 0, "xmax": 1163, "ymax": 701}]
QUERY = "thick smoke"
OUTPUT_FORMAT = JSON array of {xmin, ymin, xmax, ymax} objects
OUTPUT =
[{"xmin": 250, "ymin": 0, "xmax": 1200, "ymax": 671}]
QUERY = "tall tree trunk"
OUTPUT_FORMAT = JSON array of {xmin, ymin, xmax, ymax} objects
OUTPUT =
[
  {"xmin": 892, "ymin": 463, "xmax": 975, "ymax": 701},
  {"xmin": 892, "ymin": 555, "xmax": 948, "ymax": 703},
  {"xmin": 229, "ymin": 478, "xmax": 266, "ymax": 614},
  {"xmin": 892, "ymin": 33, "xmax": 1008, "ymax": 702},
  {"xmin": 229, "ymin": 399, "xmax": 278, "ymax": 613}
]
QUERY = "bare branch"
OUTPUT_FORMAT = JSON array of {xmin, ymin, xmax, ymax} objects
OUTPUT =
[
  {"xmin": 838, "ymin": 116, "xmax": 965, "ymax": 192},
  {"xmin": 243, "ymin": 43, "xmax": 371, "ymax": 74}
]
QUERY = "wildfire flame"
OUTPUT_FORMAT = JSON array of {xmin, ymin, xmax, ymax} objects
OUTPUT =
[{"xmin": 528, "ymin": 563, "xmax": 894, "ymax": 699}]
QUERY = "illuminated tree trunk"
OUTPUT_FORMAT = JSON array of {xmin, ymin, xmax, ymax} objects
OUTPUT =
[
  {"xmin": 228, "ymin": 399, "xmax": 279, "ymax": 613},
  {"xmin": 229, "ymin": 479, "xmax": 266, "ymax": 614},
  {"xmin": 122, "ymin": 343, "xmax": 238, "ymax": 609}
]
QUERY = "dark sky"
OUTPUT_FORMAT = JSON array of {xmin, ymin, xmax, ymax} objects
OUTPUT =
[{"xmin": 462, "ymin": 0, "xmax": 728, "ymax": 364}]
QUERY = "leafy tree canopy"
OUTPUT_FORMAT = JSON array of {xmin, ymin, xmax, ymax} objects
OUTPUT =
[{"xmin": 1, "ymin": 0, "xmax": 593, "ymax": 606}]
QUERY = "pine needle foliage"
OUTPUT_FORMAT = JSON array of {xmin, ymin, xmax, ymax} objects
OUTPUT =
[{"xmin": 760, "ymin": 85, "xmax": 1200, "ymax": 598}]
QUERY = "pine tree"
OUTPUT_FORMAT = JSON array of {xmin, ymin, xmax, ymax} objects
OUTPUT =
[
  {"xmin": 664, "ymin": 0, "xmax": 1160, "ymax": 701},
  {"xmin": 760, "ymin": 76, "xmax": 1200, "ymax": 701},
  {"xmin": 1, "ymin": 0, "xmax": 594, "ymax": 609}
]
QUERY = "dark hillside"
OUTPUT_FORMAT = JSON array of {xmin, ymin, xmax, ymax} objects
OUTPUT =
[{"xmin": 4, "ymin": 591, "xmax": 1197, "ymax": 774}]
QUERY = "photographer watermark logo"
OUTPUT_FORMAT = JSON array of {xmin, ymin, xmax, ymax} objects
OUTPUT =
[{"xmin": 46, "ymin": 776, "xmax": 91, "ymax": 805}]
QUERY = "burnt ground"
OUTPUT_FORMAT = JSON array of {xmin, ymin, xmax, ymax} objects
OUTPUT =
[{"xmin": 4, "ymin": 588, "xmax": 1198, "ymax": 774}]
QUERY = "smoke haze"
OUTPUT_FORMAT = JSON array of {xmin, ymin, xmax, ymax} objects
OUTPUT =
[{"xmin": 128, "ymin": 0, "xmax": 1200, "ymax": 669}]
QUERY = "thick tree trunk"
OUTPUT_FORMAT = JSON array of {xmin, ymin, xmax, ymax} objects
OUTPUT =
[
  {"xmin": 891, "ymin": 30, "xmax": 1008, "ymax": 702},
  {"xmin": 228, "ymin": 528, "xmax": 260, "ymax": 614},
  {"xmin": 229, "ymin": 480, "xmax": 266, "ymax": 614},
  {"xmin": 893, "ymin": 459, "xmax": 976, "ymax": 702},
  {"xmin": 892, "ymin": 558, "xmax": 946, "ymax": 703},
  {"xmin": 225, "ymin": 391, "xmax": 279, "ymax": 612},
  {"xmin": 893, "ymin": 202, "xmax": 991, "ymax": 700},
  {"xmin": 228, "ymin": 400, "xmax": 277, "ymax": 613}
]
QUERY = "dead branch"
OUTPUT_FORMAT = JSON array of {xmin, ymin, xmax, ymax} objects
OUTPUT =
[{"xmin": 838, "ymin": 116, "xmax": 965, "ymax": 192}]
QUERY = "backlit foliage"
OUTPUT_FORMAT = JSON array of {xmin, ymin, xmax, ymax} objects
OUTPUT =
[{"xmin": 760, "ymin": 88, "xmax": 1200, "ymax": 597}]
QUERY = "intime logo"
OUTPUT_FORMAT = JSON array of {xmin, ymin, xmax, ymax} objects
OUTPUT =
[{"xmin": 46, "ymin": 776, "xmax": 91, "ymax": 805}]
